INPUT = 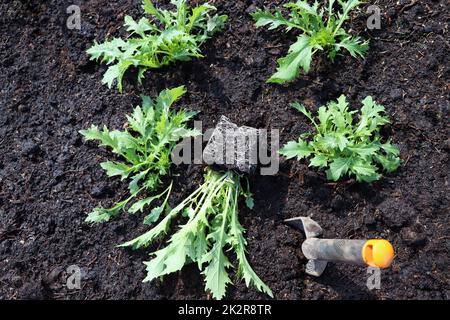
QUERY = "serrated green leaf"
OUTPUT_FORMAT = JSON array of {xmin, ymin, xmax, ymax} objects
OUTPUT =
[
  {"xmin": 119, "ymin": 210, "xmax": 178, "ymax": 249},
  {"xmin": 206, "ymin": 14, "xmax": 228, "ymax": 34},
  {"xmin": 128, "ymin": 195, "xmax": 159, "ymax": 214},
  {"xmin": 326, "ymin": 157, "xmax": 352, "ymax": 181},
  {"xmin": 128, "ymin": 170, "xmax": 148, "ymax": 194},
  {"xmin": 85, "ymin": 207, "xmax": 117, "ymax": 223},
  {"xmin": 102, "ymin": 60, "xmax": 134, "ymax": 92},
  {"xmin": 337, "ymin": 0, "xmax": 364, "ymax": 23},
  {"xmin": 309, "ymin": 154, "xmax": 328, "ymax": 167},
  {"xmin": 192, "ymin": 227, "xmax": 208, "ymax": 268},
  {"xmin": 330, "ymin": 101, "xmax": 348, "ymax": 131},
  {"xmin": 80, "ymin": 125, "xmax": 116, "ymax": 147},
  {"xmin": 336, "ymin": 134, "xmax": 349, "ymax": 151},
  {"xmin": 143, "ymin": 234, "xmax": 191, "ymax": 282},
  {"xmin": 202, "ymin": 247, "xmax": 232, "ymax": 299},
  {"xmin": 268, "ymin": 35, "xmax": 316, "ymax": 83},
  {"xmin": 285, "ymin": 0, "xmax": 320, "ymax": 16},
  {"xmin": 335, "ymin": 36, "xmax": 369, "ymax": 58},
  {"xmin": 143, "ymin": 205, "xmax": 164, "ymax": 225},
  {"xmin": 187, "ymin": 4, "xmax": 211, "ymax": 32},
  {"xmin": 360, "ymin": 96, "xmax": 386, "ymax": 119},
  {"xmin": 157, "ymin": 85, "xmax": 187, "ymax": 110},
  {"xmin": 317, "ymin": 105, "xmax": 332, "ymax": 129},
  {"xmin": 142, "ymin": 0, "xmax": 166, "ymax": 23},
  {"xmin": 351, "ymin": 160, "xmax": 377, "ymax": 176},
  {"xmin": 100, "ymin": 161, "xmax": 131, "ymax": 179},
  {"xmin": 252, "ymin": 9, "xmax": 298, "ymax": 31},
  {"xmin": 351, "ymin": 159, "xmax": 380, "ymax": 182},
  {"xmin": 381, "ymin": 142, "xmax": 400, "ymax": 156},
  {"xmin": 126, "ymin": 106, "xmax": 146, "ymax": 136},
  {"xmin": 279, "ymin": 139, "xmax": 313, "ymax": 160},
  {"xmin": 291, "ymin": 102, "xmax": 317, "ymax": 128},
  {"xmin": 86, "ymin": 38, "xmax": 127, "ymax": 64},
  {"xmin": 348, "ymin": 144, "xmax": 380, "ymax": 157},
  {"xmin": 376, "ymin": 154, "xmax": 401, "ymax": 172},
  {"xmin": 202, "ymin": 205, "xmax": 233, "ymax": 299},
  {"xmin": 168, "ymin": 127, "xmax": 201, "ymax": 141},
  {"xmin": 228, "ymin": 206, "xmax": 273, "ymax": 297},
  {"xmin": 321, "ymin": 134, "xmax": 339, "ymax": 150},
  {"xmin": 124, "ymin": 16, "xmax": 153, "ymax": 37},
  {"xmin": 236, "ymin": 252, "xmax": 273, "ymax": 298},
  {"xmin": 85, "ymin": 196, "xmax": 131, "ymax": 224},
  {"xmin": 102, "ymin": 64, "xmax": 120, "ymax": 89}
]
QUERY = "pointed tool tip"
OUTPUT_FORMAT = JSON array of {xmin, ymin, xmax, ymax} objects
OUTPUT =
[
  {"xmin": 284, "ymin": 216, "xmax": 323, "ymax": 238},
  {"xmin": 283, "ymin": 217, "xmax": 305, "ymax": 230}
]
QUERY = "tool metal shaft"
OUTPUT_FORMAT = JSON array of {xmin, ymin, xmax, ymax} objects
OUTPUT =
[{"xmin": 302, "ymin": 238, "xmax": 366, "ymax": 265}]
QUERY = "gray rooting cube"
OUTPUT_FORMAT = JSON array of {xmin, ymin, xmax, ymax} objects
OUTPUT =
[{"xmin": 203, "ymin": 116, "xmax": 258, "ymax": 174}]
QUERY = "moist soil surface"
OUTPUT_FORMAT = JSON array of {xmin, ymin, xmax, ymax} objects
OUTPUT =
[{"xmin": 0, "ymin": 0, "xmax": 449, "ymax": 300}]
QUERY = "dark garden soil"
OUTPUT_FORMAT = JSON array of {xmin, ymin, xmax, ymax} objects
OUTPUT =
[{"xmin": 0, "ymin": 0, "xmax": 449, "ymax": 300}]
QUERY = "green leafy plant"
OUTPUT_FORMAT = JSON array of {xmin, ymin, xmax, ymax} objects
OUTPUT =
[
  {"xmin": 251, "ymin": 0, "xmax": 369, "ymax": 83},
  {"xmin": 279, "ymin": 95, "xmax": 401, "ymax": 182},
  {"xmin": 87, "ymin": 0, "xmax": 227, "ymax": 92},
  {"xmin": 79, "ymin": 86, "xmax": 199, "ymax": 223},
  {"xmin": 120, "ymin": 169, "xmax": 273, "ymax": 299}
]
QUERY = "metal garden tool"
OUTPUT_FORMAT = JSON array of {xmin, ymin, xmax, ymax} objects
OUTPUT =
[{"xmin": 285, "ymin": 217, "xmax": 395, "ymax": 276}]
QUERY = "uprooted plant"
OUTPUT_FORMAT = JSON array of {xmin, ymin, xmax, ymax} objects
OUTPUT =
[
  {"xmin": 251, "ymin": 0, "xmax": 369, "ymax": 84},
  {"xmin": 87, "ymin": 0, "xmax": 227, "ymax": 92},
  {"xmin": 79, "ymin": 86, "xmax": 199, "ymax": 223},
  {"xmin": 279, "ymin": 95, "xmax": 401, "ymax": 182},
  {"xmin": 120, "ymin": 169, "xmax": 273, "ymax": 299}
]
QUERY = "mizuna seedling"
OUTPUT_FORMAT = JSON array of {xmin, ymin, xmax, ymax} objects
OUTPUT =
[
  {"xmin": 251, "ymin": 0, "xmax": 369, "ymax": 84},
  {"xmin": 120, "ymin": 118, "xmax": 272, "ymax": 299},
  {"xmin": 87, "ymin": 0, "xmax": 227, "ymax": 92},
  {"xmin": 79, "ymin": 86, "xmax": 199, "ymax": 223},
  {"xmin": 120, "ymin": 169, "xmax": 273, "ymax": 300},
  {"xmin": 279, "ymin": 95, "xmax": 401, "ymax": 182}
]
